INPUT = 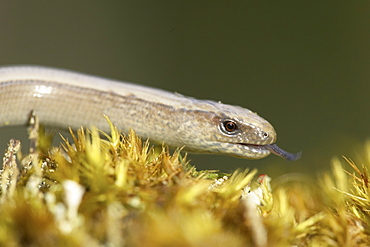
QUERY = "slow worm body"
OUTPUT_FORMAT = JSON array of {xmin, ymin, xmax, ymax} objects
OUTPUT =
[{"xmin": 0, "ymin": 65, "xmax": 300, "ymax": 160}]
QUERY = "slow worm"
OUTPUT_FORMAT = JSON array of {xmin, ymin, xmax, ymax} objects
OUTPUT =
[{"xmin": 0, "ymin": 65, "xmax": 301, "ymax": 160}]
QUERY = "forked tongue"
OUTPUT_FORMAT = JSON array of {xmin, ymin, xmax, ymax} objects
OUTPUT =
[{"xmin": 266, "ymin": 144, "xmax": 301, "ymax": 161}]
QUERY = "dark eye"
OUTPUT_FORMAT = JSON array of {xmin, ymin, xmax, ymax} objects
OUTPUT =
[
  {"xmin": 223, "ymin": 120, "xmax": 238, "ymax": 133},
  {"xmin": 263, "ymin": 132, "xmax": 269, "ymax": 138}
]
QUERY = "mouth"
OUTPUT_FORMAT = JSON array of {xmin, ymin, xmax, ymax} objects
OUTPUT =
[{"xmin": 238, "ymin": 143, "xmax": 301, "ymax": 161}]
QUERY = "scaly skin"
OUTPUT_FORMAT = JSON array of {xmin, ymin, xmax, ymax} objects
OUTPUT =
[{"xmin": 0, "ymin": 65, "xmax": 300, "ymax": 160}]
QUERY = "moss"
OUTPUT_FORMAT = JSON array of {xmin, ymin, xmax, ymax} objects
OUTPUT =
[{"xmin": 0, "ymin": 117, "xmax": 370, "ymax": 246}]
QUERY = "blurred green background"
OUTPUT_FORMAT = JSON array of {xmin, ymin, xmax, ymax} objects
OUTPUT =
[{"xmin": 0, "ymin": 1, "xmax": 369, "ymax": 177}]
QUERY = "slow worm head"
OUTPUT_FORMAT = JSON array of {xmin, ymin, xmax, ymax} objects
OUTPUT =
[{"xmin": 0, "ymin": 65, "xmax": 301, "ymax": 160}]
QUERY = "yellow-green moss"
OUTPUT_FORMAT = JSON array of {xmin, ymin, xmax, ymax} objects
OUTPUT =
[{"xmin": 0, "ymin": 117, "xmax": 370, "ymax": 246}]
